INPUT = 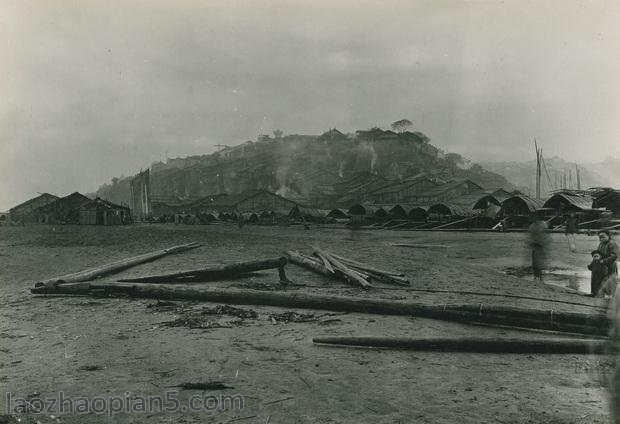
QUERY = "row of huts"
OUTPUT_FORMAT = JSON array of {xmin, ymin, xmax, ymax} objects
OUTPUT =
[
  {"xmin": 149, "ymin": 186, "xmax": 620, "ymax": 230},
  {"xmin": 337, "ymin": 188, "xmax": 620, "ymax": 229},
  {"xmin": 6, "ymin": 185, "xmax": 619, "ymax": 230},
  {"xmin": 5, "ymin": 193, "xmax": 132, "ymax": 225}
]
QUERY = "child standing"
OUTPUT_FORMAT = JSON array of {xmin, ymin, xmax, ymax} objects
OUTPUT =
[{"xmin": 588, "ymin": 250, "xmax": 608, "ymax": 297}]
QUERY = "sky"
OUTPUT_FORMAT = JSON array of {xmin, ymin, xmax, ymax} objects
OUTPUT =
[{"xmin": 1, "ymin": 0, "xmax": 619, "ymax": 210}]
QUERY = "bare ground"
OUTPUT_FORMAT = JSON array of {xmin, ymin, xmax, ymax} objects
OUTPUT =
[{"xmin": 0, "ymin": 224, "xmax": 614, "ymax": 423}]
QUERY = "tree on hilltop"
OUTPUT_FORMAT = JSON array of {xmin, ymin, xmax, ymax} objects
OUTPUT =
[{"xmin": 391, "ymin": 119, "xmax": 413, "ymax": 133}]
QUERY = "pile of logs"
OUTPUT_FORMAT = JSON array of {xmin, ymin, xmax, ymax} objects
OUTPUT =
[
  {"xmin": 285, "ymin": 247, "xmax": 409, "ymax": 290},
  {"xmin": 29, "ymin": 243, "xmax": 612, "ymax": 341}
]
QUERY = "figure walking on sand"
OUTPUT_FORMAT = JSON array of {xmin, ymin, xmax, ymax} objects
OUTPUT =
[
  {"xmin": 564, "ymin": 211, "xmax": 579, "ymax": 253},
  {"xmin": 528, "ymin": 216, "xmax": 550, "ymax": 283}
]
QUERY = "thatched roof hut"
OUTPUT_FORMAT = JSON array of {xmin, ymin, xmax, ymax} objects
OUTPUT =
[
  {"xmin": 543, "ymin": 192, "xmax": 594, "ymax": 213},
  {"xmin": 500, "ymin": 195, "xmax": 545, "ymax": 217},
  {"xmin": 327, "ymin": 208, "xmax": 350, "ymax": 219}
]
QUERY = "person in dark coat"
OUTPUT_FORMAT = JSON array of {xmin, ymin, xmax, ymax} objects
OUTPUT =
[
  {"xmin": 588, "ymin": 250, "xmax": 608, "ymax": 296},
  {"xmin": 597, "ymin": 230, "xmax": 619, "ymax": 297},
  {"xmin": 528, "ymin": 217, "xmax": 550, "ymax": 282},
  {"xmin": 564, "ymin": 212, "xmax": 579, "ymax": 253}
]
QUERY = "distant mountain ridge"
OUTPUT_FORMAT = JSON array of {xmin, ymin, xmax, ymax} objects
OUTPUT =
[
  {"xmin": 95, "ymin": 128, "xmax": 515, "ymax": 207},
  {"xmin": 479, "ymin": 156, "xmax": 620, "ymax": 198}
]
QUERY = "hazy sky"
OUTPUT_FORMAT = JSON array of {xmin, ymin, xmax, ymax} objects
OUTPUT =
[{"xmin": 2, "ymin": 0, "xmax": 619, "ymax": 209}]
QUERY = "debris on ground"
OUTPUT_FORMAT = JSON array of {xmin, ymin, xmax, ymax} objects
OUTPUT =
[
  {"xmin": 78, "ymin": 365, "xmax": 103, "ymax": 371},
  {"xmin": 162, "ymin": 317, "xmax": 234, "ymax": 330},
  {"xmin": 202, "ymin": 305, "xmax": 258, "ymax": 319},
  {"xmin": 161, "ymin": 304, "xmax": 258, "ymax": 329},
  {"xmin": 172, "ymin": 382, "xmax": 233, "ymax": 390},
  {"xmin": 269, "ymin": 311, "xmax": 317, "ymax": 323}
]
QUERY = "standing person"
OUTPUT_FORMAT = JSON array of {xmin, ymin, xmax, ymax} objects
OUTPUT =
[
  {"xmin": 597, "ymin": 230, "xmax": 619, "ymax": 297},
  {"xmin": 605, "ymin": 230, "xmax": 620, "ymax": 422},
  {"xmin": 528, "ymin": 216, "xmax": 550, "ymax": 283},
  {"xmin": 588, "ymin": 250, "xmax": 608, "ymax": 297},
  {"xmin": 564, "ymin": 212, "xmax": 579, "ymax": 253}
]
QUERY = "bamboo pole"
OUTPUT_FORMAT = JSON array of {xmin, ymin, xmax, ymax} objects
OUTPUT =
[
  {"xmin": 35, "ymin": 242, "xmax": 201, "ymax": 288},
  {"xmin": 433, "ymin": 216, "xmax": 477, "ymax": 230},
  {"xmin": 312, "ymin": 336, "xmax": 608, "ymax": 354},
  {"xmin": 578, "ymin": 219, "xmax": 601, "ymax": 228},
  {"xmin": 329, "ymin": 253, "xmax": 405, "ymax": 277},
  {"xmin": 117, "ymin": 257, "xmax": 287, "ymax": 283},
  {"xmin": 31, "ymin": 283, "xmax": 610, "ymax": 335}
]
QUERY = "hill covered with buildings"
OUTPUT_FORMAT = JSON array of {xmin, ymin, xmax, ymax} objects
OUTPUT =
[{"xmin": 95, "ymin": 127, "xmax": 514, "ymax": 210}]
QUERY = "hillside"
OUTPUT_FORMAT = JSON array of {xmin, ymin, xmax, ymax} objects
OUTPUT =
[{"xmin": 96, "ymin": 128, "xmax": 514, "ymax": 207}]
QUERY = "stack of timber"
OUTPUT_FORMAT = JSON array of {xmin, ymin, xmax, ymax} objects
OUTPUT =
[
  {"xmin": 285, "ymin": 247, "xmax": 410, "ymax": 289},
  {"xmin": 30, "ymin": 244, "xmax": 610, "ymax": 339}
]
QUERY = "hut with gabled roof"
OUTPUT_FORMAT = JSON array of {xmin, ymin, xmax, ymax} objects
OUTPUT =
[
  {"xmin": 9, "ymin": 193, "xmax": 59, "ymax": 223},
  {"xmin": 29, "ymin": 192, "xmax": 91, "ymax": 224},
  {"xmin": 78, "ymin": 198, "xmax": 132, "ymax": 225}
]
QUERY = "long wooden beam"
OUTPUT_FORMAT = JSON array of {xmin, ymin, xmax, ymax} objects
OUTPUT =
[
  {"xmin": 312, "ymin": 336, "xmax": 608, "ymax": 354},
  {"xmin": 30, "ymin": 283, "xmax": 609, "ymax": 335},
  {"xmin": 118, "ymin": 257, "xmax": 287, "ymax": 283},
  {"xmin": 35, "ymin": 242, "xmax": 201, "ymax": 288}
]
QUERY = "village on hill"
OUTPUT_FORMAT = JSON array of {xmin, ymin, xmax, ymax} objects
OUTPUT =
[{"xmin": 4, "ymin": 126, "xmax": 620, "ymax": 232}]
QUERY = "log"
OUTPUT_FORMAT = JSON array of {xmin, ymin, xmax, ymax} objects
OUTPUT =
[
  {"xmin": 286, "ymin": 251, "xmax": 339, "ymax": 279},
  {"xmin": 364, "ymin": 272, "xmax": 410, "ymax": 287},
  {"xmin": 312, "ymin": 247, "xmax": 372, "ymax": 290},
  {"xmin": 327, "ymin": 255, "xmax": 409, "ymax": 286},
  {"xmin": 35, "ymin": 242, "xmax": 201, "ymax": 288},
  {"xmin": 312, "ymin": 336, "xmax": 608, "ymax": 354},
  {"xmin": 391, "ymin": 243, "xmax": 448, "ymax": 249},
  {"xmin": 31, "ymin": 283, "xmax": 610, "ymax": 335},
  {"xmin": 286, "ymin": 251, "xmax": 369, "ymax": 287},
  {"xmin": 312, "ymin": 252, "xmax": 335, "ymax": 274},
  {"xmin": 117, "ymin": 257, "xmax": 288, "ymax": 283},
  {"xmin": 329, "ymin": 253, "xmax": 405, "ymax": 277}
]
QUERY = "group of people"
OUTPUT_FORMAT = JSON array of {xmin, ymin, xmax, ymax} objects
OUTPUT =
[
  {"xmin": 528, "ymin": 212, "xmax": 618, "ymax": 298},
  {"xmin": 589, "ymin": 229, "xmax": 619, "ymax": 297}
]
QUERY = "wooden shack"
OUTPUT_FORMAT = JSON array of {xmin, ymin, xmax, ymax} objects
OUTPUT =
[
  {"xmin": 192, "ymin": 190, "xmax": 299, "ymax": 216},
  {"xmin": 592, "ymin": 189, "xmax": 620, "ymax": 217},
  {"xmin": 8, "ymin": 193, "xmax": 59, "ymax": 223},
  {"xmin": 29, "ymin": 192, "xmax": 91, "ymax": 224},
  {"xmin": 78, "ymin": 198, "xmax": 132, "ymax": 225}
]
